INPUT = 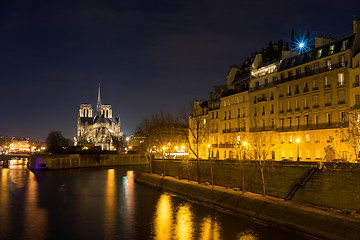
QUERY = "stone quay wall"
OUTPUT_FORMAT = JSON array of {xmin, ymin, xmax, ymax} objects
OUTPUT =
[
  {"xmin": 30, "ymin": 154, "xmax": 148, "ymax": 170},
  {"xmin": 151, "ymin": 159, "xmax": 360, "ymax": 212},
  {"xmin": 135, "ymin": 173, "xmax": 360, "ymax": 240}
]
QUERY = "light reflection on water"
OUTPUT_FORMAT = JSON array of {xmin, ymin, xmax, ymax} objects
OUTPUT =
[
  {"xmin": 0, "ymin": 168, "xmax": 9, "ymax": 237},
  {"xmin": 200, "ymin": 216, "xmax": 221, "ymax": 240},
  {"xmin": 0, "ymin": 166, "xmax": 305, "ymax": 240},
  {"xmin": 152, "ymin": 193, "xmax": 259, "ymax": 240}
]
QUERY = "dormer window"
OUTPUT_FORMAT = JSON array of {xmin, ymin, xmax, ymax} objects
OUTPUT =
[
  {"xmin": 316, "ymin": 49, "xmax": 322, "ymax": 59},
  {"xmin": 341, "ymin": 40, "xmax": 348, "ymax": 51},
  {"xmin": 328, "ymin": 45, "xmax": 335, "ymax": 55}
]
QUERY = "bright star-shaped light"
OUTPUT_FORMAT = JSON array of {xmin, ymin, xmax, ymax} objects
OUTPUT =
[{"xmin": 293, "ymin": 35, "xmax": 311, "ymax": 53}]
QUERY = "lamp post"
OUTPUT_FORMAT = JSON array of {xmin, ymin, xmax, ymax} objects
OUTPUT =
[
  {"xmin": 162, "ymin": 146, "xmax": 166, "ymax": 176},
  {"xmin": 296, "ymin": 138, "xmax": 300, "ymax": 162},
  {"xmin": 207, "ymin": 144, "xmax": 213, "ymax": 190}
]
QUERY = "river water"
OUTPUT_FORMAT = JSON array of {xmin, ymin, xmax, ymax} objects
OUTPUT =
[{"xmin": 0, "ymin": 165, "xmax": 308, "ymax": 239}]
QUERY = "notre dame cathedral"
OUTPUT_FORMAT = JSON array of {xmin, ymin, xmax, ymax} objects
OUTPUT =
[{"xmin": 74, "ymin": 85, "xmax": 122, "ymax": 150}]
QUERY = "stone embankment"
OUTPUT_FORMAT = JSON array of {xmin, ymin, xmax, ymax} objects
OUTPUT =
[
  {"xmin": 135, "ymin": 173, "xmax": 360, "ymax": 240},
  {"xmin": 29, "ymin": 154, "xmax": 148, "ymax": 170}
]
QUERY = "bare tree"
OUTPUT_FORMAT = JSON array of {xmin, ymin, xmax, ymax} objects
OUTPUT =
[
  {"xmin": 187, "ymin": 101, "xmax": 209, "ymax": 183},
  {"xmin": 135, "ymin": 112, "xmax": 187, "ymax": 176},
  {"xmin": 233, "ymin": 129, "xmax": 249, "ymax": 192},
  {"xmin": 336, "ymin": 106, "xmax": 360, "ymax": 163},
  {"xmin": 244, "ymin": 120, "xmax": 277, "ymax": 196}
]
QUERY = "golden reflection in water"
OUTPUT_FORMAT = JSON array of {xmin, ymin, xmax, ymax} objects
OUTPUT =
[
  {"xmin": 153, "ymin": 194, "xmax": 173, "ymax": 240},
  {"xmin": 200, "ymin": 216, "xmax": 221, "ymax": 240},
  {"xmin": 237, "ymin": 230, "xmax": 259, "ymax": 240},
  {"xmin": 124, "ymin": 170, "xmax": 135, "ymax": 235},
  {"xmin": 104, "ymin": 168, "xmax": 116, "ymax": 238},
  {"xmin": 25, "ymin": 172, "xmax": 48, "ymax": 238},
  {"xmin": 175, "ymin": 204, "xmax": 193, "ymax": 240},
  {"xmin": 0, "ymin": 168, "xmax": 9, "ymax": 237}
]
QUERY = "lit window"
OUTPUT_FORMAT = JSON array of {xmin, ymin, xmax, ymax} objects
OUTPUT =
[
  {"xmin": 325, "ymin": 77, "xmax": 331, "ymax": 87},
  {"xmin": 203, "ymin": 119, "xmax": 206, "ymax": 124},
  {"xmin": 306, "ymin": 134, "xmax": 310, "ymax": 143},
  {"xmin": 339, "ymin": 55, "xmax": 346, "ymax": 67},
  {"xmin": 281, "ymin": 135, "xmax": 285, "ymax": 144},
  {"xmin": 316, "ymin": 49, "xmax": 322, "ymax": 59},
  {"xmin": 326, "ymin": 93, "xmax": 332, "ymax": 105},
  {"xmin": 337, "ymin": 73, "xmax": 345, "ymax": 86},
  {"xmin": 339, "ymin": 91, "xmax": 345, "ymax": 104},
  {"xmin": 341, "ymin": 40, "xmax": 348, "ymax": 51},
  {"xmin": 328, "ymin": 45, "xmax": 335, "ymax": 55},
  {"xmin": 288, "ymin": 118, "xmax": 292, "ymax": 128},
  {"xmin": 355, "ymin": 75, "xmax": 359, "ymax": 87},
  {"xmin": 289, "ymin": 135, "xmax": 293, "ymax": 143},
  {"xmin": 355, "ymin": 94, "xmax": 360, "ymax": 105},
  {"xmin": 326, "ymin": 59, "xmax": 332, "ymax": 70},
  {"xmin": 237, "ymin": 135, "xmax": 241, "ymax": 143},
  {"xmin": 304, "ymin": 97, "xmax": 308, "ymax": 108}
]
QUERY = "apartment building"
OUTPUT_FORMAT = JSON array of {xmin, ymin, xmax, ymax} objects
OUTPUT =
[{"xmin": 190, "ymin": 19, "xmax": 360, "ymax": 162}]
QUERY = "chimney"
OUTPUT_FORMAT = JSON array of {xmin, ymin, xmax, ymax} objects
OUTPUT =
[{"xmin": 354, "ymin": 19, "xmax": 360, "ymax": 34}]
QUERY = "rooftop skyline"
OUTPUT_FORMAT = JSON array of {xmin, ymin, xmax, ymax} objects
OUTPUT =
[{"xmin": 1, "ymin": 0, "xmax": 359, "ymax": 141}]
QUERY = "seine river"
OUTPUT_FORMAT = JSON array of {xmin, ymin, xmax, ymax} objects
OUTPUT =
[{"xmin": 0, "ymin": 164, "xmax": 308, "ymax": 239}]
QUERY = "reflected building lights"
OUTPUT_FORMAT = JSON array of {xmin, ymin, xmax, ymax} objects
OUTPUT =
[
  {"xmin": 237, "ymin": 230, "xmax": 259, "ymax": 240},
  {"xmin": 124, "ymin": 170, "xmax": 135, "ymax": 236},
  {"xmin": 104, "ymin": 168, "xmax": 116, "ymax": 238},
  {"xmin": 0, "ymin": 168, "xmax": 9, "ymax": 237},
  {"xmin": 175, "ymin": 204, "xmax": 193, "ymax": 240},
  {"xmin": 200, "ymin": 216, "xmax": 220, "ymax": 240},
  {"xmin": 25, "ymin": 172, "xmax": 48, "ymax": 239},
  {"xmin": 153, "ymin": 194, "xmax": 173, "ymax": 240}
]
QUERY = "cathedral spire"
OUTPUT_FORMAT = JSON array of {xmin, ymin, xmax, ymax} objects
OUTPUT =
[{"xmin": 96, "ymin": 83, "xmax": 102, "ymax": 113}]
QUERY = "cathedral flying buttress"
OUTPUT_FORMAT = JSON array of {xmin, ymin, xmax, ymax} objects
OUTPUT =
[{"xmin": 74, "ymin": 85, "xmax": 122, "ymax": 150}]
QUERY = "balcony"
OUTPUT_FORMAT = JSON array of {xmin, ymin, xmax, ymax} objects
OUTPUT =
[
  {"xmin": 324, "ymin": 84, "xmax": 331, "ymax": 89},
  {"xmin": 279, "ymin": 94, "xmax": 284, "ymax": 98},
  {"xmin": 279, "ymin": 110, "xmax": 284, "ymax": 114},
  {"xmin": 313, "ymin": 104, "xmax": 319, "ymax": 108},
  {"xmin": 286, "ymin": 92, "xmax": 292, "ymax": 96},
  {"xmin": 295, "ymin": 107, "xmax": 300, "ymax": 111},
  {"xmin": 277, "ymin": 61, "xmax": 348, "ymax": 84},
  {"xmin": 338, "ymin": 100, "xmax": 346, "ymax": 104},
  {"xmin": 303, "ymin": 87, "xmax": 309, "ymax": 92},
  {"xmin": 325, "ymin": 102, "xmax": 332, "ymax": 106},
  {"xmin": 287, "ymin": 109, "xmax": 292, "ymax": 112},
  {"xmin": 304, "ymin": 106, "xmax": 309, "ymax": 110},
  {"xmin": 219, "ymin": 143, "xmax": 234, "ymax": 148},
  {"xmin": 337, "ymin": 82, "xmax": 345, "ymax": 87},
  {"xmin": 258, "ymin": 96, "xmax": 267, "ymax": 102},
  {"xmin": 312, "ymin": 86, "xmax": 319, "ymax": 91},
  {"xmin": 249, "ymin": 81, "xmax": 275, "ymax": 92},
  {"xmin": 276, "ymin": 121, "xmax": 348, "ymax": 132},
  {"xmin": 353, "ymin": 82, "xmax": 360, "ymax": 88}
]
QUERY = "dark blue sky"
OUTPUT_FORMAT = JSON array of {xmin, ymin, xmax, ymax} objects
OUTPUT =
[{"xmin": 1, "ymin": 0, "xmax": 359, "ymax": 141}]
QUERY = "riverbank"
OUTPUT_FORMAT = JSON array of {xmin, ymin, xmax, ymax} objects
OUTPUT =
[
  {"xmin": 135, "ymin": 173, "xmax": 360, "ymax": 240},
  {"xmin": 29, "ymin": 154, "xmax": 148, "ymax": 170}
]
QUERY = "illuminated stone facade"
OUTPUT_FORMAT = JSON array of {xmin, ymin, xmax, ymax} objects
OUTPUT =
[
  {"xmin": 74, "ymin": 86, "xmax": 122, "ymax": 150},
  {"xmin": 190, "ymin": 20, "xmax": 360, "ymax": 162}
]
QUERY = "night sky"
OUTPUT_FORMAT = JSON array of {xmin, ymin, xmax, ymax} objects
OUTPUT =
[{"xmin": 1, "ymin": 0, "xmax": 359, "ymax": 142}]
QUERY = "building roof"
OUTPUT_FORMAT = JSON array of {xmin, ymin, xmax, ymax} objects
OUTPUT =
[{"xmin": 279, "ymin": 35, "xmax": 354, "ymax": 71}]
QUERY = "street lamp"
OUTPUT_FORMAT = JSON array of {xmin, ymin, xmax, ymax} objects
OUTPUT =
[
  {"xmin": 242, "ymin": 141, "xmax": 247, "ymax": 160},
  {"xmin": 207, "ymin": 144, "xmax": 213, "ymax": 189},
  {"xmin": 296, "ymin": 138, "xmax": 300, "ymax": 162}
]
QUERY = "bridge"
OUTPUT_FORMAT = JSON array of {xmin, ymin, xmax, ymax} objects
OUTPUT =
[{"xmin": 0, "ymin": 153, "xmax": 31, "ymax": 167}]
